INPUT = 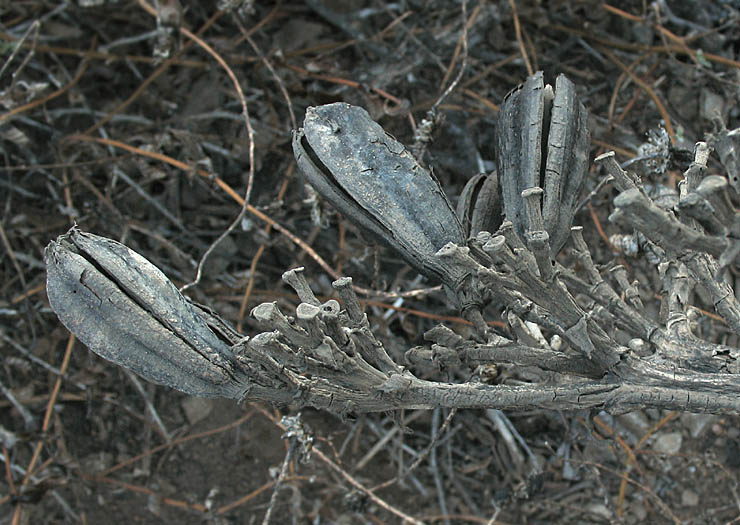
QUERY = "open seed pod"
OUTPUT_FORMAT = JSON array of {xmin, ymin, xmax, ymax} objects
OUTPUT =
[
  {"xmin": 456, "ymin": 171, "xmax": 502, "ymax": 237},
  {"xmin": 293, "ymin": 103, "xmax": 467, "ymax": 289},
  {"xmin": 495, "ymin": 71, "xmax": 589, "ymax": 256},
  {"xmin": 45, "ymin": 228, "xmax": 248, "ymax": 398}
]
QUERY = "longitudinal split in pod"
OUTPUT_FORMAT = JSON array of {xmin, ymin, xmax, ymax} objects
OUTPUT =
[
  {"xmin": 495, "ymin": 71, "xmax": 590, "ymax": 256},
  {"xmin": 45, "ymin": 228, "xmax": 248, "ymax": 398},
  {"xmin": 293, "ymin": 103, "xmax": 467, "ymax": 290}
]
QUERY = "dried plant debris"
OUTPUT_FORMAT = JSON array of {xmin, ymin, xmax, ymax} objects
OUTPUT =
[
  {"xmin": 9, "ymin": 2, "xmax": 740, "ymax": 522},
  {"xmin": 495, "ymin": 71, "xmax": 589, "ymax": 257},
  {"xmin": 635, "ymin": 126, "xmax": 671, "ymax": 177},
  {"xmin": 43, "ymin": 75, "xmax": 740, "ymax": 420},
  {"xmin": 708, "ymin": 116, "xmax": 740, "ymax": 192},
  {"xmin": 602, "ymin": 143, "xmax": 740, "ymax": 271}
]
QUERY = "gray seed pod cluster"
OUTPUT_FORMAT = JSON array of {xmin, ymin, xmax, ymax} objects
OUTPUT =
[{"xmin": 295, "ymin": 71, "xmax": 590, "ymax": 295}]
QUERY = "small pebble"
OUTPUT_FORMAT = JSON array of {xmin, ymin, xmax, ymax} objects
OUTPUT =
[
  {"xmin": 700, "ymin": 88, "xmax": 725, "ymax": 121},
  {"xmin": 653, "ymin": 432, "xmax": 682, "ymax": 455},
  {"xmin": 181, "ymin": 397, "xmax": 214, "ymax": 425},
  {"xmin": 587, "ymin": 503, "xmax": 612, "ymax": 520},
  {"xmin": 632, "ymin": 502, "xmax": 648, "ymax": 521},
  {"xmin": 682, "ymin": 489, "xmax": 699, "ymax": 507},
  {"xmin": 617, "ymin": 410, "xmax": 650, "ymax": 439}
]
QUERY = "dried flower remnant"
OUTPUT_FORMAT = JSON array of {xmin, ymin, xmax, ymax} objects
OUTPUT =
[{"xmin": 708, "ymin": 117, "xmax": 740, "ymax": 192}]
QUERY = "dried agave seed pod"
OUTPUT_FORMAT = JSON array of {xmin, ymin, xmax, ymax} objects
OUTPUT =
[
  {"xmin": 456, "ymin": 171, "xmax": 502, "ymax": 237},
  {"xmin": 45, "ymin": 228, "xmax": 248, "ymax": 399},
  {"xmin": 293, "ymin": 102, "xmax": 467, "ymax": 289},
  {"xmin": 495, "ymin": 71, "xmax": 589, "ymax": 255}
]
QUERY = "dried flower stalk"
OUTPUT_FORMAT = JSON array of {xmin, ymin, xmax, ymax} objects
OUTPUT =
[{"xmin": 44, "ymin": 75, "xmax": 740, "ymax": 416}]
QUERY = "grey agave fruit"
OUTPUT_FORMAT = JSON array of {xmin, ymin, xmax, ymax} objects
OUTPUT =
[
  {"xmin": 495, "ymin": 71, "xmax": 590, "ymax": 256},
  {"xmin": 293, "ymin": 103, "xmax": 467, "ymax": 290},
  {"xmin": 45, "ymin": 228, "xmax": 248, "ymax": 398}
]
